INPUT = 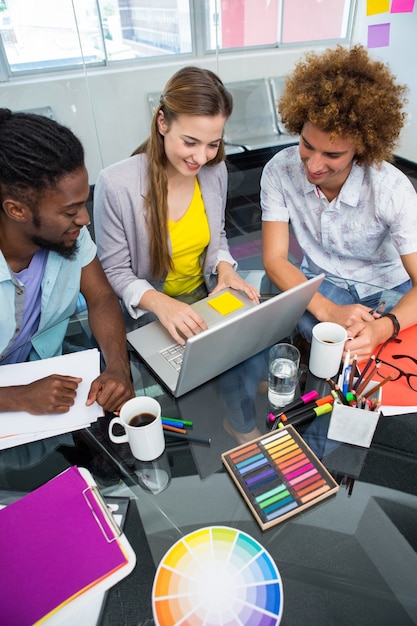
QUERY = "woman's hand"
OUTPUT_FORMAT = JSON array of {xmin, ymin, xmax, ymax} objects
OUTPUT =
[
  {"xmin": 141, "ymin": 290, "xmax": 208, "ymax": 345},
  {"xmin": 211, "ymin": 262, "xmax": 260, "ymax": 303}
]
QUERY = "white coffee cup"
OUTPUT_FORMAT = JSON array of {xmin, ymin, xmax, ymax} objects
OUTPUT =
[
  {"xmin": 309, "ymin": 322, "xmax": 348, "ymax": 379},
  {"xmin": 108, "ymin": 397, "xmax": 164, "ymax": 461}
]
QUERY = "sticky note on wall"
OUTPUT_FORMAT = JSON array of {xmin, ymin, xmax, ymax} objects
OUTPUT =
[
  {"xmin": 367, "ymin": 0, "xmax": 390, "ymax": 15},
  {"xmin": 391, "ymin": 0, "xmax": 415, "ymax": 12},
  {"xmin": 208, "ymin": 292, "xmax": 245, "ymax": 315},
  {"xmin": 368, "ymin": 22, "xmax": 390, "ymax": 47}
]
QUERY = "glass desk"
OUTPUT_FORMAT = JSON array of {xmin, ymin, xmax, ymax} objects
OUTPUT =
[{"xmin": 1, "ymin": 273, "xmax": 417, "ymax": 625}]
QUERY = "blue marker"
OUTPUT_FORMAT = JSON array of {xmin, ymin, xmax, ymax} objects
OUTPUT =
[{"xmin": 342, "ymin": 365, "xmax": 352, "ymax": 396}]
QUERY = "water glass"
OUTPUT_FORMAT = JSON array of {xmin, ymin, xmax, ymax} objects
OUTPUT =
[{"xmin": 268, "ymin": 343, "xmax": 301, "ymax": 409}]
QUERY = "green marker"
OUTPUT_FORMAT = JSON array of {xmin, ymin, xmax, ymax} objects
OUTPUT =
[{"xmin": 162, "ymin": 416, "xmax": 193, "ymax": 427}]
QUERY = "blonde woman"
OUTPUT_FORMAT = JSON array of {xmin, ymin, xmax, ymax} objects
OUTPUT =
[{"xmin": 95, "ymin": 66, "xmax": 259, "ymax": 345}]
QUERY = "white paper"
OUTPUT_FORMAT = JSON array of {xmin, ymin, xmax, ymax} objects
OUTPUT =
[
  {"xmin": 0, "ymin": 350, "xmax": 103, "ymax": 443},
  {"xmin": 380, "ymin": 405, "xmax": 417, "ymax": 416}
]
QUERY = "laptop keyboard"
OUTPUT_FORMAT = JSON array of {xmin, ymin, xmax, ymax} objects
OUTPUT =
[{"xmin": 160, "ymin": 343, "xmax": 185, "ymax": 371}]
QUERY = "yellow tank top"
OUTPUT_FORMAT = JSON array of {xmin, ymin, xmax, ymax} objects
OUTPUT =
[{"xmin": 163, "ymin": 179, "xmax": 210, "ymax": 297}]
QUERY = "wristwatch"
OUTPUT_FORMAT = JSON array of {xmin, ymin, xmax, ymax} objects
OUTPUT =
[{"xmin": 380, "ymin": 312, "xmax": 400, "ymax": 338}]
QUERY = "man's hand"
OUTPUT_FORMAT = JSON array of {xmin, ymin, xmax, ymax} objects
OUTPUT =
[
  {"xmin": 5, "ymin": 374, "xmax": 82, "ymax": 414},
  {"xmin": 86, "ymin": 367, "xmax": 134, "ymax": 413}
]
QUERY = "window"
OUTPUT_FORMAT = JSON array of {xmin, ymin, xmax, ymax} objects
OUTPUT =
[
  {"xmin": 204, "ymin": 0, "xmax": 354, "ymax": 51},
  {"xmin": 0, "ymin": 0, "xmax": 193, "ymax": 77},
  {"xmin": 0, "ymin": 0, "xmax": 354, "ymax": 79},
  {"xmin": 0, "ymin": 0, "xmax": 105, "ymax": 74},
  {"xmin": 281, "ymin": 0, "xmax": 352, "ymax": 44}
]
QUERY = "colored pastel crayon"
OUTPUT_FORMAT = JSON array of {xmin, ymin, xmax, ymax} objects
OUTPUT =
[{"xmin": 222, "ymin": 426, "xmax": 339, "ymax": 529}]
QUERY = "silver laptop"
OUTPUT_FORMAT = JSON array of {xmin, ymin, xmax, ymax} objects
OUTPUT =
[{"xmin": 127, "ymin": 274, "xmax": 324, "ymax": 397}]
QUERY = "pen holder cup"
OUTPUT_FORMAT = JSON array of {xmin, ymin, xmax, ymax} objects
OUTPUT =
[{"xmin": 328, "ymin": 379, "xmax": 382, "ymax": 448}]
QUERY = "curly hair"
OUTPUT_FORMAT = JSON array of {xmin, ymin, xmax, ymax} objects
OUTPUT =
[
  {"xmin": 131, "ymin": 66, "xmax": 233, "ymax": 278},
  {"xmin": 278, "ymin": 45, "xmax": 408, "ymax": 165}
]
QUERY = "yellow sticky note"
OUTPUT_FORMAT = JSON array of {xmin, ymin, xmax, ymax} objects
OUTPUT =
[
  {"xmin": 367, "ymin": 0, "xmax": 389, "ymax": 15},
  {"xmin": 208, "ymin": 292, "xmax": 245, "ymax": 315}
]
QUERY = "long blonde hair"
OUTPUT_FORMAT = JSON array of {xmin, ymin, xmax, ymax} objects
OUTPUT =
[{"xmin": 132, "ymin": 66, "xmax": 233, "ymax": 278}]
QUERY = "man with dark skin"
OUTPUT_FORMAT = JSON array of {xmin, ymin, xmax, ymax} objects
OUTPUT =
[{"xmin": 0, "ymin": 108, "xmax": 134, "ymax": 415}]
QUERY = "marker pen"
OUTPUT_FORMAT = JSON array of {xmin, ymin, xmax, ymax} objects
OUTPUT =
[
  {"xmin": 285, "ymin": 402, "xmax": 333, "ymax": 427},
  {"xmin": 268, "ymin": 394, "xmax": 334, "ymax": 426},
  {"xmin": 269, "ymin": 390, "xmax": 319, "ymax": 419},
  {"xmin": 270, "ymin": 401, "xmax": 333, "ymax": 430},
  {"xmin": 342, "ymin": 365, "xmax": 352, "ymax": 396}
]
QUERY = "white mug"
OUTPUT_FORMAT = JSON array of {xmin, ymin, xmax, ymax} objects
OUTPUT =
[
  {"xmin": 309, "ymin": 322, "xmax": 348, "ymax": 379},
  {"xmin": 108, "ymin": 397, "xmax": 164, "ymax": 461}
]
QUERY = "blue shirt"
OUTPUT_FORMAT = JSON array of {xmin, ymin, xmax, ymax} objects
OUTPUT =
[{"xmin": 0, "ymin": 227, "xmax": 96, "ymax": 363}]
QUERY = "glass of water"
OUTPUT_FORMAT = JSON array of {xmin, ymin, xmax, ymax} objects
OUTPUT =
[{"xmin": 268, "ymin": 343, "xmax": 301, "ymax": 409}]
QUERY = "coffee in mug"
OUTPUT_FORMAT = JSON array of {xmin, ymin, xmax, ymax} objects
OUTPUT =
[
  {"xmin": 128, "ymin": 413, "xmax": 156, "ymax": 428},
  {"xmin": 108, "ymin": 397, "xmax": 164, "ymax": 461}
]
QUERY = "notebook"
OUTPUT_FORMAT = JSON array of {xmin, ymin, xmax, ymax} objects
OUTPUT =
[{"xmin": 127, "ymin": 274, "xmax": 324, "ymax": 397}]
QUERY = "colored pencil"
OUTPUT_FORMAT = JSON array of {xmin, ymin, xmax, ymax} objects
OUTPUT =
[
  {"xmin": 355, "ymin": 362, "xmax": 380, "ymax": 396},
  {"xmin": 353, "ymin": 355, "xmax": 375, "ymax": 391},
  {"xmin": 362, "ymin": 375, "xmax": 393, "ymax": 399},
  {"xmin": 348, "ymin": 353, "xmax": 357, "ymax": 392},
  {"xmin": 334, "ymin": 384, "xmax": 349, "ymax": 405}
]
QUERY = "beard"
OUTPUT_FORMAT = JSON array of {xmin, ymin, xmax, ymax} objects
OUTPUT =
[{"xmin": 31, "ymin": 235, "xmax": 79, "ymax": 260}]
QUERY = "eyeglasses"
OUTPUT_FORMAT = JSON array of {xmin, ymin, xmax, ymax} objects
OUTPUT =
[{"xmin": 375, "ymin": 336, "xmax": 417, "ymax": 392}]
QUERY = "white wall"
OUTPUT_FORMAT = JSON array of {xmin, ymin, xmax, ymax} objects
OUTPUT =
[
  {"xmin": 0, "ymin": 0, "xmax": 415, "ymax": 183},
  {"xmin": 0, "ymin": 46, "xmax": 316, "ymax": 182},
  {"xmin": 351, "ymin": 0, "xmax": 417, "ymax": 165}
]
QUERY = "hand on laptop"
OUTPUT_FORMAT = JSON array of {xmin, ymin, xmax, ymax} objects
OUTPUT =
[
  {"xmin": 210, "ymin": 262, "xmax": 260, "ymax": 304},
  {"xmin": 140, "ymin": 290, "xmax": 208, "ymax": 345}
]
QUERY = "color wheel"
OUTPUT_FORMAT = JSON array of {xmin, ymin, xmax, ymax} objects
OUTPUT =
[{"xmin": 152, "ymin": 525, "xmax": 283, "ymax": 625}]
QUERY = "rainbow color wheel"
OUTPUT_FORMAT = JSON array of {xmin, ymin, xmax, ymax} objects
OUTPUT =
[{"xmin": 152, "ymin": 526, "xmax": 283, "ymax": 625}]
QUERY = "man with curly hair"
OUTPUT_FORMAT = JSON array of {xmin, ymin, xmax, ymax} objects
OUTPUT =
[{"xmin": 261, "ymin": 44, "xmax": 417, "ymax": 362}]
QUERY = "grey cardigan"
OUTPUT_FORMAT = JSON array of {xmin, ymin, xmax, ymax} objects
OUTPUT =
[{"xmin": 94, "ymin": 154, "xmax": 236, "ymax": 318}]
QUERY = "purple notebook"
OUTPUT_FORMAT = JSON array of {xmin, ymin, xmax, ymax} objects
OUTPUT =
[{"xmin": 0, "ymin": 466, "xmax": 128, "ymax": 625}]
